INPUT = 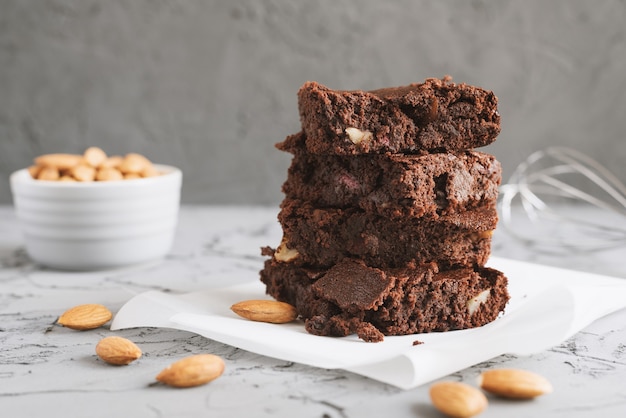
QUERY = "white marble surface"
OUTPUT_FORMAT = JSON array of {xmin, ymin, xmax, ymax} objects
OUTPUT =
[{"xmin": 1, "ymin": 205, "xmax": 626, "ymax": 418}]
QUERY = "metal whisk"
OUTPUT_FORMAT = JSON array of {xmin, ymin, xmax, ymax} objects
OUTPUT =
[{"xmin": 498, "ymin": 147, "xmax": 626, "ymax": 252}]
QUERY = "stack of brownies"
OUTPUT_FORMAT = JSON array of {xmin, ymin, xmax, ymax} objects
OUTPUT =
[{"xmin": 260, "ymin": 76, "xmax": 510, "ymax": 342}]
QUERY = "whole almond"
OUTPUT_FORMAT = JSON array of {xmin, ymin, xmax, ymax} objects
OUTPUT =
[
  {"xmin": 140, "ymin": 163, "xmax": 160, "ymax": 178},
  {"xmin": 70, "ymin": 164, "xmax": 97, "ymax": 182},
  {"xmin": 34, "ymin": 153, "xmax": 82, "ymax": 170},
  {"xmin": 119, "ymin": 153, "xmax": 151, "ymax": 174},
  {"xmin": 429, "ymin": 381, "xmax": 488, "ymax": 418},
  {"xmin": 27, "ymin": 165, "xmax": 41, "ymax": 179},
  {"xmin": 83, "ymin": 146, "xmax": 108, "ymax": 167},
  {"xmin": 96, "ymin": 167, "xmax": 124, "ymax": 181},
  {"xmin": 156, "ymin": 354, "xmax": 225, "ymax": 388},
  {"xmin": 230, "ymin": 300, "xmax": 297, "ymax": 324},
  {"xmin": 37, "ymin": 166, "xmax": 60, "ymax": 181},
  {"xmin": 96, "ymin": 336, "xmax": 142, "ymax": 365},
  {"xmin": 57, "ymin": 304, "xmax": 113, "ymax": 330},
  {"xmin": 479, "ymin": 368, "xmax": 553, "ymax": 399},
  {"xmin": 274, "ymin": 239, "xmax": 299, "ymax": 262},
  {"xmin": 99, "ymin": 155, "xmax": 123, "ymax": 169},
  {"xmin": 124, "ymin": 172, "xmax": 142, "ymax": 180}
]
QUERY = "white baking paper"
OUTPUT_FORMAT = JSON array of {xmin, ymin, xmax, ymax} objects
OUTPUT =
[{"xmin": 111, "ymin": 257, "xmax": 626, "ymax": 389}]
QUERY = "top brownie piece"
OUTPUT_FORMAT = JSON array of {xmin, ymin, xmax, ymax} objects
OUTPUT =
[{"xmin": 297, "ymin": 76, "xmax": 500, "ymax": 154}]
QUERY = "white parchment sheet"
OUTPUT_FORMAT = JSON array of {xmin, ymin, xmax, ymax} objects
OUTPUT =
[{"xmin": 112, "ymin": 257, "xmax": 626, "ymax": 389}]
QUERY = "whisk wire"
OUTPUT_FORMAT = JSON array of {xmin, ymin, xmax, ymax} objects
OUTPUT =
[{"xmin": 498, "ymin": 147, "xmax": 626, "ymax": 252}]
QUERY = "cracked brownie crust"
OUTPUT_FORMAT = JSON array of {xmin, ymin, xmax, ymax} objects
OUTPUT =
[
  {"xmin": 297, "ymin": 76, "xmax": 500, "ymax": 155},
  {"xmin": 279, "ymin": 132, "xmax": 501, "ymax": 218}
]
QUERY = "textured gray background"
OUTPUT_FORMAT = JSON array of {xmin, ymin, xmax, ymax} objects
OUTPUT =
[{"xmin": 1, "ymin": 0, "xmax": 625, "ymax": 205}]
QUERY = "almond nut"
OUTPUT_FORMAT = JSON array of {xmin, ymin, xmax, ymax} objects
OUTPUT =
[
  {"xmin": 27, "ymin": 165, "xmax": 41, "ymax": 179},
  {"xmin": 83, "ymin": 146, "xmax": 108, "ymax": 167},
  {"xmin": 429, "ymin": 381, "xmax": 488, "ymax": 418},
  {"xmin": 96, "ymin": 167, "xmax": 124, "ymax": 181},
  {"xmin": 140, "ymin": 163, "xmax": 160, "ymax": 178},
  {"xmin": 345, "ymin": 127, "xmax": 373, "ymax": 145},
  {"xmin": 34, "ymin": 153, "xmax": 82, "ymax": 170},
  {"xmin": 124, "ymin": 172, "xmax": 142, "ymax": 180},
  {"xmin": 96, "ymin": 336, "xmax": 142, "ymax": 365},
  {"xmin": 70, "ymin": 164, "xmax": 97, "ymax": 182},
  {"xmin": 119, "ymin": 153, "xmax": 151, "ymax": 174},
  {"xmin": 156, "ymin": 354, "xmax": 225, "ymax": 388},
  {"xmin": 231, "ymin": 300, "xmax": 297, "ymax": 324},
  {"xmin": 37, "ymin": 166, "xmax": 60, "ymax": 181},
  {"xmin": 274, "ymin": 239, "xmax": 299, "ymax": 262},
  {"xmin": 57, "ymin": 304, "xmax": 113, "ymax": 330},
  {"xmin": 479, "ymin": 368, "xmax": 553, "ymax": 399},
  {"xmin": 99, "ymin": 155, "xmax": 123, "ymax": 169},
  {"xmin": 29, "ymin": 149, "xmax": 158, "ymax": 182},
  {"xmin": 467, "ymin": 289, "xmax": 491, "ymax": 316}
]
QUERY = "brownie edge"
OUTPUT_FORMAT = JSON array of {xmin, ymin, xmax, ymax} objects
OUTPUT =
[
  {"xmin": 297, "ymin": 76, "xmax": 501, "ymax": 155},
  {"xmin": 279, "ymin": 132, "xmax": 502, "ymax": 218},
  {"xmin": 260, "ymin": 257, "xmax": 510, "ymax": 342},
  {"xmin": 277, "ymin": 199, "xmax": 497, "ymax": 269}
]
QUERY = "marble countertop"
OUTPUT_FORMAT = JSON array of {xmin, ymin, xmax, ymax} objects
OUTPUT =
[{"xmin": 2, "ymin": 205, "xmax": 626, "ymax": 418}]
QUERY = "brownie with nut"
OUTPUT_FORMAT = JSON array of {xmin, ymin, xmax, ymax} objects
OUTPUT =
[
  {"xmin": 297, "ymin": 76, "xmax": 500, "ymax": 155},
  {"xmin": 261, "ymin": 257, "xmax": 509, "ymax": 342},
  {"xmin": 275, "ymin": 198, "xmax": 496, "ymax": 269}
]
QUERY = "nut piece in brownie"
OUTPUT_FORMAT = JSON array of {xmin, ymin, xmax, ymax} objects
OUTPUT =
[
  {"xmin": 276, "ymin": 199, "xmax": 497, "ymax": 269},
  {"xmin": 279, "ymin": 132, "xmax": 501, "ymax": 218},
  {"xmin": 260, "ymin": 257, "xmax": 510, "ymax": 342},
  {"xmin": 297, "ymin": 76, "xmax": 500, "ymax": 155}
]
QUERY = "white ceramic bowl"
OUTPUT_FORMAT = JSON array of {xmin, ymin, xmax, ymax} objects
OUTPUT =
[{"xmin": 9, "ymin": 165, "xmax": 182, "ymax": 271}]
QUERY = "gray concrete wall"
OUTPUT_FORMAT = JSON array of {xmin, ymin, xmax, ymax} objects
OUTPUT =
[{"xmin": 1, "ymin": 0, "xmax": 625, "ymax": 205}]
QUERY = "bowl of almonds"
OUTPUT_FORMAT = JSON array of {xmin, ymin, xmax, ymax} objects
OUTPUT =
[{"xmin": 9, "ymin": 147, "xmax": 182, "ymax": 270}]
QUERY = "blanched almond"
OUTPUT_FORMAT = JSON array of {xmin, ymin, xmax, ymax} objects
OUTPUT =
[{"xmin": 274, "ymin": 239, "xmax": 299, "ymax": 262}]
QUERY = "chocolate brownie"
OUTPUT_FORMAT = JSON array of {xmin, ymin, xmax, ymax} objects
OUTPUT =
[
  {"xmin": 279, "ymin": 132, "xmax": 501, "ymax": 218},
  {"xmin": 297, "ymin": 76, "xmax": 500, "ymax": 155},
  {"xmin": 260, "ymin": 257, "xmax": 509, "ymax": 342},
  {"xmin": 275, "ymin": 199, "xmax": 496, "ymax": 269}
]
